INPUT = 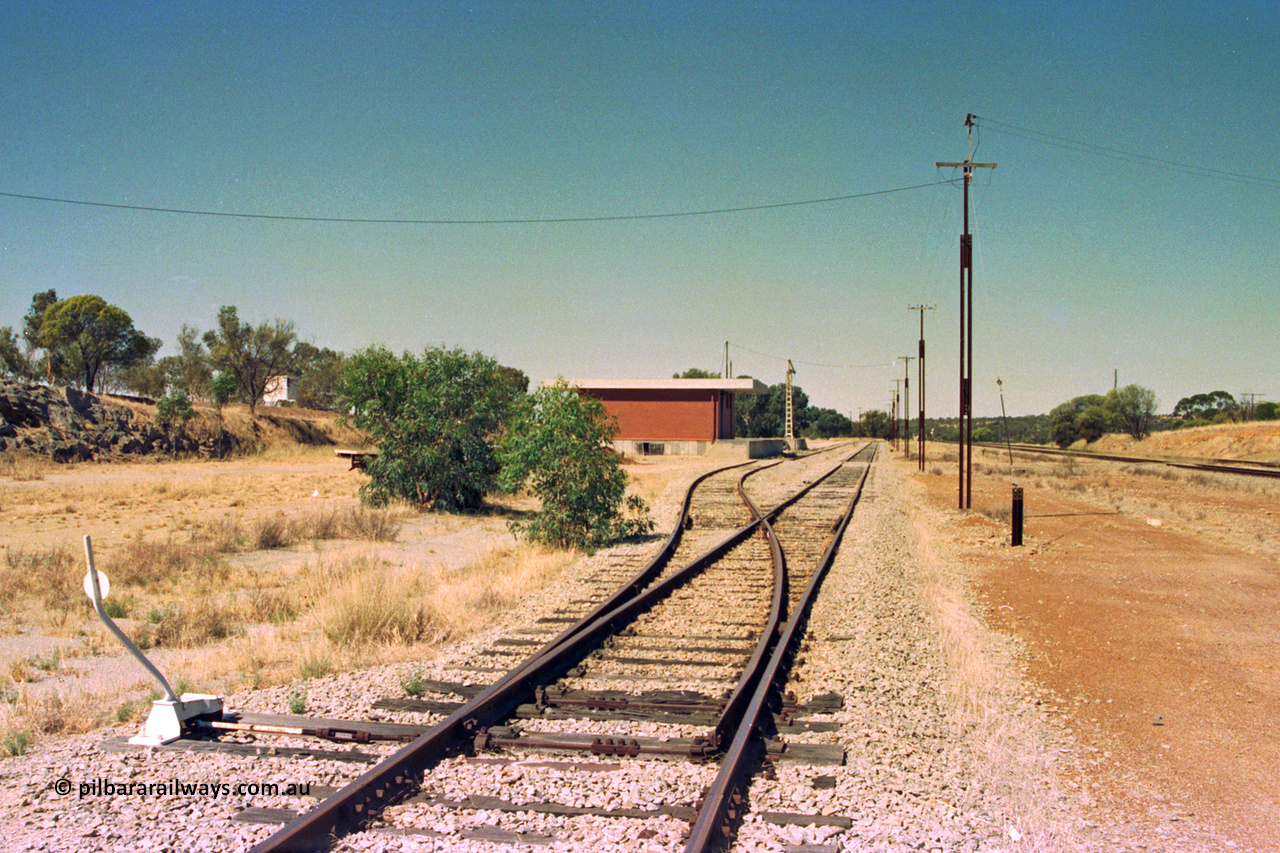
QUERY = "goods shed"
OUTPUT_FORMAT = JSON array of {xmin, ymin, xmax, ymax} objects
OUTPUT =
[{"xmin": 565, "ymin": 377, "xmax": 767, "ymax": 456}]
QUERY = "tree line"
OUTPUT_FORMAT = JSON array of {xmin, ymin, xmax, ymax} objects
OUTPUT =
[
  {"xmin": 2, "ymin": 300, "xmax": 654, "ymax": 550},
  {"xmin": 0, "ymin": 291, "xmax": 344, "ymax": 414},
  {"xmin": 923, "ymin": 387, "xmax": 1278, "ymax": 450}
]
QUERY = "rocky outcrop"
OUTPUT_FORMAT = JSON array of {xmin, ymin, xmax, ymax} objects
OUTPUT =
[{"xmin": 0, "ymin": 380, "xmax": 236, "ymax": 460}]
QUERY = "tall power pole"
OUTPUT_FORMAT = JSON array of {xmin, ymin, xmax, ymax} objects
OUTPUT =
[
  {"xmin": 899, "ymin": 356, "xmax": 915, "ymax": 459},
  {"xmin": 908, "ymin": 305, "xmax": 936, "ymax": 471},
  {"xmin": 937, "ymin": 113, "xmax": 996, "ymax": 509}
]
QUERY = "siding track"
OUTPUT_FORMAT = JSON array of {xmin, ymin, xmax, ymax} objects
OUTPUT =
[{"xmin": 236, "ymin": 443, "xmax": 874, "ymax": 852}]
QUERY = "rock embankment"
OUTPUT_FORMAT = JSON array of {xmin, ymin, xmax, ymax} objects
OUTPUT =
[{"xmin": 0, "ymin": 381, "xmax": 231, "ymax": 460}]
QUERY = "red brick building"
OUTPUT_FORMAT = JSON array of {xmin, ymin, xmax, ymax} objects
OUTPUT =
[{"xmin": 567, "ymin": 378, "xmax": 766, "ymax": 456}]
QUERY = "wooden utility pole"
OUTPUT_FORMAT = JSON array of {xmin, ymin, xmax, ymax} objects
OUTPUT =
[
  {"xmin": 937, "ymin": 113, "xmax": 995, "ymax": 509},
  {"xmin": 899, "ymin": 356, "xmax": 915, "ymax": 459},
  {"xmin": 908, "ymin": 305, "xmax": 935, "ymax": 470}
]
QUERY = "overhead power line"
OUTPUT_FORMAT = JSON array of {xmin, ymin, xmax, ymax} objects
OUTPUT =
[
  {"xmin": 0, "ymin": 181, "xmax": 948, "ymax": 225},
  {"xmin": 972, "ymin": 115, "xmax": 1280, "ymax": 190}
]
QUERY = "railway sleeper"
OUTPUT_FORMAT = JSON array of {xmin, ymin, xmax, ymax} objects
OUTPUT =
[
  {"xmin": 534, "ymin": 685, "xmax": 721, "ymax": 711},
  {"xmin": 469, "ymin": 726, "xmax": 844, "ymax": 764},
  {"xmin": 516, "ymin": 704, "xmax": 721, "ymax": 726},
  {"xmin": 357, "ymin": 794, "xmax": 852, "ymax": 832},
  {"xmin": 515, "ymin": 703, "xmax": 837, "ymax": 732},
  {"xmin": 593, "ymin": 653, "xmax": 746, "ymax": 667},
  {"xmin": 99, "ymin": 734, "xmax": 380, "ymax": 763},
  {"xmin": 237, "ymin": 787, "xmax": 854, "ymax": 832},
  {"xmin": 472, "ymin": 726, "xmax": 719, "ymax": 759}
]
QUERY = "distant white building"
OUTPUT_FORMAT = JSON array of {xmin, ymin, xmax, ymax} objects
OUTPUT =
[{"xmin": 263, "ymin": 375, "xmax": 299, "ymax": 406}]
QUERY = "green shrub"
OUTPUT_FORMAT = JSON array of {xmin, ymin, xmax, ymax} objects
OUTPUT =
[
  {"xmin": 337, "ymin": 346, "xmax": 524, "ymax": 512},
  {"xmin": 400, "ymin": 669, "xmax": 427, "ymax": 698},
  {"xmin": 156, "ymin": 390, "xmax": 196, "ymax": 432},
  {"xmin": 498, "ymin": 379, "xmax": 654, "ymax": 549}
]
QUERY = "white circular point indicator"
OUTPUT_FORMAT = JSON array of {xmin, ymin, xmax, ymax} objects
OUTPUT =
[{"xmin": 83, "ymin": 570, "xmax": 110, "ymax": 601}]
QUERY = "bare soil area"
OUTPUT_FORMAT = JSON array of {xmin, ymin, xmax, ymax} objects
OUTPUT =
[{"xmin": 906, "ymin": 441, "xmax": 1280, "ymax": 852}]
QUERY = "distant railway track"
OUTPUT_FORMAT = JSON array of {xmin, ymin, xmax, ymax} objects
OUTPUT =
[
  {"xmin": 974, "ymin": 441, "xmax": 1280, "ymax": 480},
  {"xmin": 230, "ymin": 442, "xmax": 874, "ymax": 852}
]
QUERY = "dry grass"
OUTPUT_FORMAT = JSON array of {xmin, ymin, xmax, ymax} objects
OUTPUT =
[
  {"xmin": 1, "ymin": 684, "xmax": 114, "ymax": 756},
  {"xmin": 302, "ymin": 545, "xmax": 576, "ymax": 651},
  {"xmin": 135, "ymin": 597, "xmax": 246, "ymax": 649},
  {"xmin": 94, "ymin": 505, "xmax": 401, "ymax": 592},
  {"xmin": 98, "ymin": 506, "xmax": 399, "ymax": 650},
  {"xmin": 0, "ymin": 436, "xmax": 592, "ymax": 758},
  {"xmin": 1, "ymin": 545, "xmax": 84, "ymax": 627},
  {"xmin": 0, "ymin": 452, "xmax": 50, "ymax": 481},
  {"xmin": 909, "ymin": 499, "xmax": 1080, "ymax": 850},
  {"xmin": 305, "ymin": 556, "xmax": 434, "ymax": 647},
  {"xmin": 113, "ymin": 537, "xmax": 230, "ymax": 589},
  {"xmin": 1, "ymin": 534, "xmax": 581, "ymax": 756},
  {"xmin": 129, "ymin": 541, "xmax": 581, "ymax": 699},
  {"xmin": 204, "ymin": 506, "xmax": 403, "ymax": 554}
]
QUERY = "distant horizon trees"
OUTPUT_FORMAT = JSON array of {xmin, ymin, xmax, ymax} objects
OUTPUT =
[
  {"xmin": 1173, "ymin": 390, "xmax": 1240, "ymax": 424},
  {"xmin": 804, "ymin": 408, "xmax": 851, "ymax": 438},
  {"xmin": 735, "ymin": 382, "xmax": 812, "ymax": 438},
  {"xmin": 1048, "ymin": 385, "xmax": 1159, "ymax": 446},
  {"xmin": 3, "ymin": 294, "xmax": 1275, "ymax": 438},
  {"xmin": 857, "ymin": 409, "xmax": 893, "ymax": 439},
  {"xmin": 202, "ymin": 306, "xmax": 297, "ymax": 415}
]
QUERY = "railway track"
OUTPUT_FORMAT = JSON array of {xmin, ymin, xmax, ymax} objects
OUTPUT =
[
  {"xmin": 219, "ymin": 443, "xmax": 875, "ymax": 852},
  {"xmin": 975, "ymin": 440, "xmax": 1280, "ymax": 480}
]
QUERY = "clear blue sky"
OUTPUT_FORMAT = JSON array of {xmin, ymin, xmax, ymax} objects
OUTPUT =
[{"xmin": 3, "ymin": 2, "xmax": 1276, "ymax": 417}]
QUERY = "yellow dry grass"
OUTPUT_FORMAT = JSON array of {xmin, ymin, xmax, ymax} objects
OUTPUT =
[
  {"xmin": 0, "ymin": 496, "xmax": 580, "ymax": 754},
  {"xmin": 0, "ymin": 431, "xmax": 653, "ymax": 755},
  {"xmin": 907, "ymin": 476, "xmax": 1080, "ymax": 851},
  {"xmin": 0, "ymin": 452, "xmax": 50, "ymax": 481}
]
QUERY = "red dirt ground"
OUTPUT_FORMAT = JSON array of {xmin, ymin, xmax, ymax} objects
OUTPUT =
[{"xmin": 910, "ymin": 452, "xmax": 1280, "ymax": 851}]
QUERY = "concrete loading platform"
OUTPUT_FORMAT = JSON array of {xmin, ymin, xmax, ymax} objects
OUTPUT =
[{"xmin": 705, "ymin": 437, "xmax": 808, "ymax": 459}]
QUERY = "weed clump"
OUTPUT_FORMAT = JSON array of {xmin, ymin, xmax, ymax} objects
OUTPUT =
[
  {"xmin": 1, "ymin": 729, "xmax": 31, "ymax": 758},
  {"xmin": 134, "ymin": 597, "xmax": 244, "ymax": 648},
  {"xmin": 400, "ymin": 669, "xmax": 428, "ymax": 697}
]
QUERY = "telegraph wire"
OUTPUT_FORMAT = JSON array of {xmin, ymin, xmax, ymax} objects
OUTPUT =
[
  {"xmin": 973, "ymin": 115, "xmax": 1280, "ymax": 189},
  {"xmin": 0, "ymin": 181, "xmax": 949, "ymax": 225}
]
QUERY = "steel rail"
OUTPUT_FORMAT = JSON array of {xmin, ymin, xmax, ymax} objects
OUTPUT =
[
  {"xmin": 685, "ymin": 445, "xmax": 875, "ymax": 852},
  {"xmin": 249, "ymin": 450, "xmax": 855, "ymax": 853},
  {"xmin": 707, "ymin": 448, "xmax": 866, "ymax": 751},
  {"xmin": 533, "ymin": 457, "xmax": 771, "ymax": 659}
]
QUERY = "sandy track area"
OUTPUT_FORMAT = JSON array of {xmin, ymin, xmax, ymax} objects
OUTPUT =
[{"xmin": 908, "ymin": 447, "xmax": 1280, "ymax": 851}]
